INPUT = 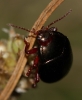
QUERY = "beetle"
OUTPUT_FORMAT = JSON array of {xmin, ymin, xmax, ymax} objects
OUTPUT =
[{"xmin": 9, "ymin": 9, "xmax": 73, "ymax": 86}]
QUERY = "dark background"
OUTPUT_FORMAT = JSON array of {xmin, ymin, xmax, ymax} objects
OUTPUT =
[{"xmin": 0, "ymin": 0, "xmax": 82, "ymax": 100}]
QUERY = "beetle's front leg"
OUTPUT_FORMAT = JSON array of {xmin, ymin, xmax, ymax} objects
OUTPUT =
[{"xmin": 24, "ymin": 37, "xmax": 38, "ymax": 55}]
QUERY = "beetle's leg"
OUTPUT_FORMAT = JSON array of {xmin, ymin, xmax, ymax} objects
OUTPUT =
[
  {"xmin": 26, "ymin": 56, "xmax": 40, "ymax": 87},
  {"xmin": 24, "ymin": 38, "xmax": 39, "ymax": 87},
  {"xmin": 24, "ymin": 37, "xmax": 38, "ymax": 55},
  {"xmin": 32, "ymin": 56, "xmax": 40, "ymax": 87},
  {"xmin": 24, "ymin": 37, "xmax": 30, "ymax": 50},
  {"xmin": 26, "ymin": 56, "xmax": 39, "ymax": 76}
]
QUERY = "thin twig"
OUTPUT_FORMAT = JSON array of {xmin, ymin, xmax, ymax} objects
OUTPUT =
[{"xmin": 0, "ymin": 0, "xmax": 64, "ymax": 100}]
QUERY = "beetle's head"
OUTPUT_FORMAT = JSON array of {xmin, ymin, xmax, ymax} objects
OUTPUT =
[{"xmin": 37, "ymin": 27, "xmax": 57, "ymax": 43}]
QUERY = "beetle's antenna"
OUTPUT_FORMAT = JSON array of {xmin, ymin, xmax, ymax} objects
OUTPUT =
[
  {"xmin": 8, "ymin": 23, "xmax": 35, "ymax": 34},
  {"xmin": 47, "ymin": 9, "xmax": 72, "ymax": 28}
]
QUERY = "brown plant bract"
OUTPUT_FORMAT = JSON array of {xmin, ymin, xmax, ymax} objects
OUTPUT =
[{"xmin": 0, "ymin": 0, "xmax": 64, "ymax": 100}]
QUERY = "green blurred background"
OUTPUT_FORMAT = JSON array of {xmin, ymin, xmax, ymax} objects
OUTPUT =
[{"xmin": 0, "ymin": 0, "xmax": 82, "ymax": 100}]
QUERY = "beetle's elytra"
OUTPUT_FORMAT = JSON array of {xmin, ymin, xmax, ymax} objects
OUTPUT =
[{"xmin": 37, "ymin": 29, "xmax": 73, "ymax": 83}]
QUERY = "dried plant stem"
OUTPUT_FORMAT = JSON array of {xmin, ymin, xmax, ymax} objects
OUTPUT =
[{"xmin": 0, "ymin": 0, "xmax": 64, "ymax": 100}]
